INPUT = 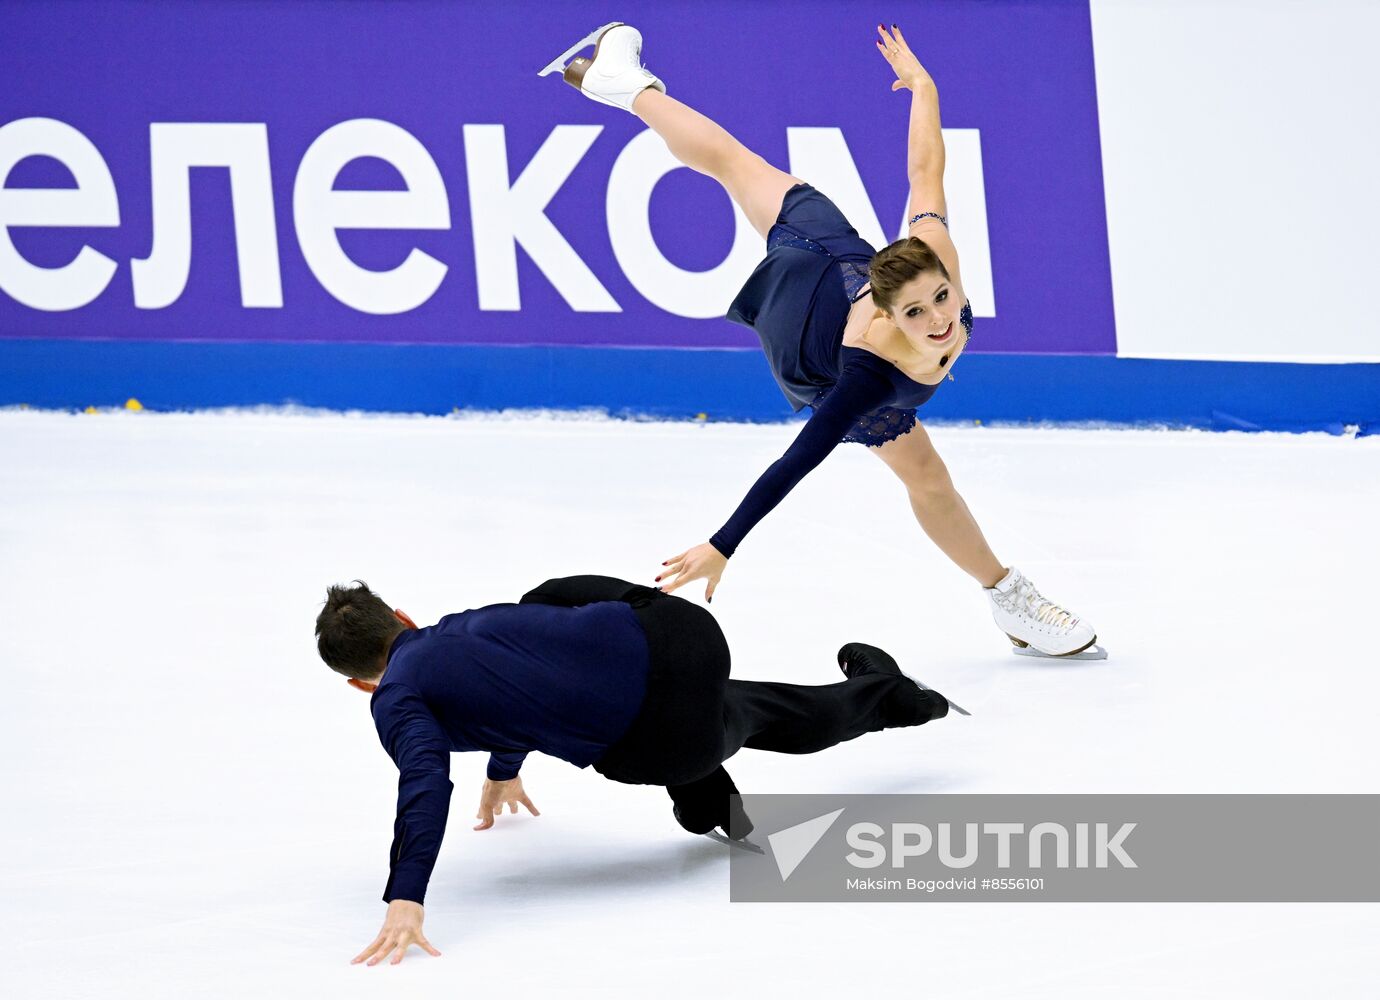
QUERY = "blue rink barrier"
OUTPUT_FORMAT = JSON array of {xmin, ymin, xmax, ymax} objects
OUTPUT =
[{"xmin": 1, "ymin": 339, "xmax": 1377, "ymax": 434}]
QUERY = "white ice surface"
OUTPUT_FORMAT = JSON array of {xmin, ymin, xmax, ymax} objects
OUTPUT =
[{"xmin": 2, "ymin": 410, "xmax": 1378, "ymax": 998}]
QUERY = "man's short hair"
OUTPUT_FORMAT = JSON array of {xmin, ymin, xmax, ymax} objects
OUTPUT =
[{"xmin": 315, "ymin": 581, "xmax": 405, "ymax": 680}]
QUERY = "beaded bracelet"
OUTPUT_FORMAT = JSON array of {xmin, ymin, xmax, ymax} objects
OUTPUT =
[{"xmin": 908, "ymin": 211, "xmax": 948, "ymax": 228}]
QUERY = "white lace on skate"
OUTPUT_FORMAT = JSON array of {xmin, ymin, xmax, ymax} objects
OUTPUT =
[
  {"xmin": 987, "ymin": 567, "xmax": 1099, "ymax": 657},
  {"xmin": 996, "ymin": 576, "xmax": 1076, "ymax": 629}
]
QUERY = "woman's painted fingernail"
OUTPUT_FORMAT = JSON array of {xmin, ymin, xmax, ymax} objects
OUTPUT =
[
  {"xmin": 892, "ymin": 23, "xmax": 898, "ymax": 30},
  {"xmin": 655, "ymin": 576, "xmax": 662, "ymax": 582}
]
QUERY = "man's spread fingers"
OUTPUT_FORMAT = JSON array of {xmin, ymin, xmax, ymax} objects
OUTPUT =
[
  {"xmin": 353, "ymin": 934, "xmax": 386, "ymax": 964},
  {"xmin": 367, "ymin": 938, "xmax": 395, "ymax": 965}
]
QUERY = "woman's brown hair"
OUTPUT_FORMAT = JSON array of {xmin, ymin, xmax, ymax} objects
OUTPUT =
[{"xmin": 868, "ymin": 237, "xmax": 949, "ymax": 314}]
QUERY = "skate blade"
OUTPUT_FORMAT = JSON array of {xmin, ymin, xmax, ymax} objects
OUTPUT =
[
  {"xmin": 1011, "ymin": 643, "xmax": 1109, "ymax": 662},
  {"xmin": 537, "ymin": 21, "xmax": 623, "ymax": 76},
  {"xmin": 703, "ymin": 830, "xmax": 765, "ymax": 854},
  {"xmin": 905, "ymin": 673, "xmax": 971, "ymax": 717}
]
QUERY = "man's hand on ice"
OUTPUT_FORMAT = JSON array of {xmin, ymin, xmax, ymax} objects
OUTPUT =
[
  {"xmin": 474, "ymin": 775, "xmax": 540, "ymax": 831},
  {"xmin": 351, "ymin": 899, "xmax": 441, "ymax": 966}
]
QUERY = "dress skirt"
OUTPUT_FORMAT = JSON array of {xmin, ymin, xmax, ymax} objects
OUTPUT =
[{"xmin": 725, "ymin": 184, "xmax": 878, "ymax": 411}]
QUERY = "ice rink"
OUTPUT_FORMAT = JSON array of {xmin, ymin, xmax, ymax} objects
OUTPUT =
[{"xmin": 2, "ymin": 409, "xmax": 1378, "ymax": 998}]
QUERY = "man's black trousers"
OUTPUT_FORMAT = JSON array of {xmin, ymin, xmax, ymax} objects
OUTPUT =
[{"xmin": 519, "ymin": 576, "xmax": 918, "ymax": 791}]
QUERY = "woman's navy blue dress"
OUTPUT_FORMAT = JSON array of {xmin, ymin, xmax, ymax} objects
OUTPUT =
[{"xmin": 709, "ymin": 184, "xmax": 973, "ymax": 558}]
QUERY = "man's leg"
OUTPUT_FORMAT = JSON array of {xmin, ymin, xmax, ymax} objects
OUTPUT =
[
  {"xmin": 722, "ymin": 671, "xmax": 940, "ymax": 759},
  {"xmin": 606, "ymin": 592, "xmax": 940, "ymax": 765},
  {"xmin": 666, "ymin": 669, "xmax": 940, "ymax": 837},
  {"xmin": 593, "ymin": 592, "xmax": 944, "ymax": 837},
  {"xmin": 592, "ymin": 593, "xmax": 733, "ymax": 788},
  {"xmin": 665, "ymin": 765, "xmax": 750, "ymax": 837}
]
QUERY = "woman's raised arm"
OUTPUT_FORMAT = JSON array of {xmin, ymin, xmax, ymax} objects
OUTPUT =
[{"xmin": 876, "ymin": 24, "xmax": 963, "ymax": 284}]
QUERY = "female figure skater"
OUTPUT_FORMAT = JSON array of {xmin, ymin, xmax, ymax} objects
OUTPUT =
[{"xmin": 541, "ymin": 22, "xmax": 1100, "ymax": 657}]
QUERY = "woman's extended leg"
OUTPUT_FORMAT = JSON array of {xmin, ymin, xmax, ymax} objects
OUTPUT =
[
  {"xmin": 875, "ymin": 424, "xmax": 1101, "ymax": 655},
  {"xmin": 631, "ymin": 89, "xmax": 801, "ymax": 239},
  {"xmin": 872, "ymin": 423, "xmax": 1007, "ymax": 588}
]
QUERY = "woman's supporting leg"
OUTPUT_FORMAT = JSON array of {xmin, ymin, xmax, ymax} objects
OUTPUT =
[
  {"xmin": 873, "ymin": 423, "xmax": 1007, "ymax": 588},
  {"xmin": 631, "ymin": 89, "xmax": 801, "ymax": 239}
]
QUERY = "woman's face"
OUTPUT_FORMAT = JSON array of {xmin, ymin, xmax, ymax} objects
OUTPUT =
[{"xmin": 886, "ymin": 270, "xmax": 963, "ymax": 365}]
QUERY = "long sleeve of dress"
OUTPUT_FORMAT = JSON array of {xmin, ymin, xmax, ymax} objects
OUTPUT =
[
  {"xmin": 709, "ymin": 359, "xmax": 895, "ymax": 557},
  {"xmin": 371, "ymin": 683, "xmax": 454, "ymax": 905}
]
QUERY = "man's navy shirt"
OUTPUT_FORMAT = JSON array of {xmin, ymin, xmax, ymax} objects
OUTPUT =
[{"xmin": 369, "ymin": 600, "xmax": 649, "ymax": 904}]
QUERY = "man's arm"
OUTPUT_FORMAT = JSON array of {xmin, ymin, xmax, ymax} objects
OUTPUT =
[
  {"xmin": 352, "ymin": 900, "xmax": 441, "ymax": 967},
  {"xmin": 486, "ymin": 749, "xmax": 528, "ymax": 781},
  {"xmin": 371, "ymin": 683, "xmax": 454, "ymax": 905}
]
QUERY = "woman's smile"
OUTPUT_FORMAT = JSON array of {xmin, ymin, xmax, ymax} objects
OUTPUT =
[{"xmin": 927, "ymin": 320, "xmax": 954, "ymax": 344}]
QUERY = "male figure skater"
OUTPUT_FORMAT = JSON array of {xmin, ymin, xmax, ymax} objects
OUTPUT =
[{"xmin": 315, "ymin": 575, "xmax": 959, "ymax": 966}]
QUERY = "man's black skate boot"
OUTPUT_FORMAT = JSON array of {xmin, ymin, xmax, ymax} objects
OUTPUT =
[
  {"xmin": 837, "ymin": 641, "xmax": 951, "ymax": 724},
  {"xmin": 669, "ymin": 765, "xmax": 754, "ymax": 840}
]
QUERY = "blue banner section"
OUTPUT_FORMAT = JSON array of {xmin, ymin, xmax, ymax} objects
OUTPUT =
[
  {"xmin": 5, "ymin": 2, "xmax": 1376, "ymax": 428},
  {"xmin": 4, "ymin": 341, "xmax": 1376, "ymax": 434},
  {"xmin": 1, "ymin": 1, "xmax": 1112, "ymax": 354}
]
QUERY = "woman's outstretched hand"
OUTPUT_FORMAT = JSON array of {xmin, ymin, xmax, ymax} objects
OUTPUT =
[
  {"xmin": 875, "ymin": 23, "xmax": 933, "ymax": 92},
  {"xmin": 658, "ymin": 543, "xmax": 727, "ymax": 603}
]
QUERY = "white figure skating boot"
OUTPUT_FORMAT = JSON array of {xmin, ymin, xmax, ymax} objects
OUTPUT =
[
  {"xmin": 538, "ymin": 22, "xmax": 666, "ymax": 111},
  {"xmin": 986, "ymin": 566, "xmax": 1106, "ymax": 660}
]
